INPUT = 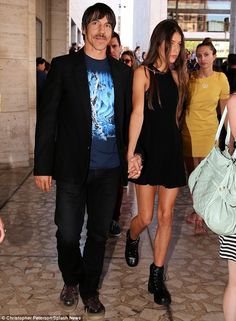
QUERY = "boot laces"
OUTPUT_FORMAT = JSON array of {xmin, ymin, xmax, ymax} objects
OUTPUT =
[
  {"xmin": 153, "ymin": 270, "xmax": 167, "ymax": 290},
  {"xmin": 128, "ymin": 238, "xmax": 139, "ymax": 256}
]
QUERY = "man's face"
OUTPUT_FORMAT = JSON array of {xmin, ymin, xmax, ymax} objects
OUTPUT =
[
  {"xmin": 109, "ymin": 37, "xmax": 122, "ymax": 60},
  {"xmin": 37, "ymin": 62, "xmax": 45, "ymax": 72},
  {"xmin": 83, "ymin": 16, "xmax": 112, "ymax": 55}
]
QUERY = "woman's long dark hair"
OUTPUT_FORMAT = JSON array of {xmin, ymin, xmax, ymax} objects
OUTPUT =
[{"xmin": 143, "ymin": 19, "xmax": 188, "ymax": 116}]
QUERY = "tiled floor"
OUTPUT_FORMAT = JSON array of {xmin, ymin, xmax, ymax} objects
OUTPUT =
[{"xmin": 0, "ymin": 167, "xmax": 227, "ymax": 320}]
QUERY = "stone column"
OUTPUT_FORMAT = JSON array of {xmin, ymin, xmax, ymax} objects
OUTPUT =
[
  {"xmin": 0, "ymin": 0, "xmax": 36, "ymax": 168},
  {"xmin": 229, "ymin": 0, "xmax": 236, "ymax": 53},
  {"xmin": 47, "ymin": 0, "xmax": 69, "ymax": 60}
]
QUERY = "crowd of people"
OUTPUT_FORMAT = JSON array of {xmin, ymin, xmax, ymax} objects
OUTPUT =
[{"xmin": 12, "ymin": 2, "xmax": 236, "ymax": 320}]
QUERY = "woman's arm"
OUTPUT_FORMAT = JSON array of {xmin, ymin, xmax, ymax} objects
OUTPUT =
[
  {"xmin": 219, "ymin": 98, "xmax": 229, "ymax": 115},
  {"xmin": 228, "ymin": 94, "xmax": 236, "ymax": 139},
  {"xmin": 127, "ymin": 66, "xmax": 148, "ymax": 178}
]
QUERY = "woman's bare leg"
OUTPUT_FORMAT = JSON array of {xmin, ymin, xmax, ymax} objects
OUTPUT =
[
  {"xmin": 147, "ymin": 186, "xmax": 179, "ymax": 305},
  {"xmin": 129, "ymin": 184, "xmax": 157, "ymax": 240},
  {"xmin": 125, "ymin": 184, "xmax": 157, "ymax": 267},
  {"xmin": 184, "ymin": 156, "xmax": 207, "ymax": 234},
  {"xmin": 154, "ymin": 186, "xmax": 179, "ymax": 266},
  {"xmin": 223, "ymin": 260, "xmax": 236, "ymax": 321}
]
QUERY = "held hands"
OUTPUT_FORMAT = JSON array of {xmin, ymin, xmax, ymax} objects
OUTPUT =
[
  {"xmin": 34, "ymin": 176, "xmax": 52, "ymax": 192},
  {"xmin": 128, "ymin": 154, "xmax": 143, "ymax": 179}
]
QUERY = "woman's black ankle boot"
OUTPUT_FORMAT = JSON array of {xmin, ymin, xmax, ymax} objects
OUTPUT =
[
  {"xmin": 125, "ymin": 229, "xmax": 140, "ymax": 267},
  {"xmin": 148, "ymin": 263, "xmax": 171, "ymax": 305}
]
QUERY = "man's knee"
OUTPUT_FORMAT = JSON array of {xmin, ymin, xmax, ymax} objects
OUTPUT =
[
  {"xmin": 87, "ymin": 230, "xmax": 107, "ymax": 244},
  {"xmin": 56, "ymin": 229, "xmax": 81, "ymax": 245}
]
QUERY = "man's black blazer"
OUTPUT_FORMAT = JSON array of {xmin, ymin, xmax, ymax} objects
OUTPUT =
[{"xmin": 34, "ymin": 48, "xmax": 132, "ymax": 185}]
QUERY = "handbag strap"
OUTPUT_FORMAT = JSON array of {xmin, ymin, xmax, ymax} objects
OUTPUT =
[
  {"xmin": 215, "ymin": 107, "xmax": 228, "ymax": 142},
  {"xmin": 215, "ymin": 106, "xmax": 236, "ymax": 159}
]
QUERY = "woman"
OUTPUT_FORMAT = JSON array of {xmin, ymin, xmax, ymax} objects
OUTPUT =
[
  {"xmin": 125, "ymin": 19, "xmax": 188, "ymax": 305},
  {"xmin": 182, "ymin": 39, "xmax": 229, "ymax": 234},
  {"xmin": 219, "ymin": 93, "xmax": 236, "ymax": 321},
  {"xmin": 121, "ymin": 50, "xmax": 137, "ymax": 70},
  {"xmin": 133, "ymin": 45, "xmax": 142, "ymax": 66}
]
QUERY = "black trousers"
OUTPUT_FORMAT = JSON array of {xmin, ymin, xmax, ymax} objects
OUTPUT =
[{"xmin": 55, "ymin": 167, "xmax": 121, "ymax": 299}]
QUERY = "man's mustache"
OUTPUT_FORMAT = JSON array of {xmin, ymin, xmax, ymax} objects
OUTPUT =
[{"xmin": 95, "ymin": 34, "xmax": 107, "ymax": 40}]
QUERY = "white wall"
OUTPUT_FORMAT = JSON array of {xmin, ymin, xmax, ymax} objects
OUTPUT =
[
  {"xmin": 119, "ymin": 0, "xmax": 134, "ymax": 49},
  {"xmin": 133, "ymin": 0, "xmax": 167, "ymax": 53}
]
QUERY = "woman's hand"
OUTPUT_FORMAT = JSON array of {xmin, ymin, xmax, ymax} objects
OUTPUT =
[{"xmin": 128, "ymin": 154, "xmax": 143, "ymax": 179}]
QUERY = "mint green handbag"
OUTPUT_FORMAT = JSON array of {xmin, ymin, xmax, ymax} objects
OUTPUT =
[{"xmin": 188, "ymin": 107, "xmax": 236, "ymax": 235}]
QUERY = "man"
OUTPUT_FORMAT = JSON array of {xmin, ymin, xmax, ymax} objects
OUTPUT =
[
  {"xmin": 108, "ymin": 31, "xmax": 122, "ymax": 60},
  {"xmin": 36, "ymin": 57, "xmax": 47, "ymax": 107},
  {"xmin": 34, "ymin": 3, "xmax": 132, "ymax": 316}
]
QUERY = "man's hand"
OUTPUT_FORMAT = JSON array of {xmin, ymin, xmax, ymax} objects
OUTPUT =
[{"xmin": 34, "ymin": 176, "xmax": 52, "ymax": 192}]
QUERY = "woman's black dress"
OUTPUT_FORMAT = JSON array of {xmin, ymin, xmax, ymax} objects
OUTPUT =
[{"xmin": 130, "ymin": 68, "xmax": 186, "ymax": 188}]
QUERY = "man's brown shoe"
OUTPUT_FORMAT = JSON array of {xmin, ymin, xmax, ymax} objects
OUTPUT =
[
  {"xmin": 82, "ymin": 295, "xmax": 105, "ymax": 314},
  {"xmin": 60, "ymin": 285, "xmax": 78, "ymax": 310}
]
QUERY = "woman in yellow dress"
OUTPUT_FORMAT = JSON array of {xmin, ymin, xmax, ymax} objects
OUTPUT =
[{"xmin": 182, "ymin": 38, "xmax": 229, "ymax": 234}]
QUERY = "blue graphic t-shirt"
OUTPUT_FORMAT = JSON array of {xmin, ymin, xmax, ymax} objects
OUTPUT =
[{"xmin": 85, "ymin": 54, "xmax": 120, "ymax": 169}]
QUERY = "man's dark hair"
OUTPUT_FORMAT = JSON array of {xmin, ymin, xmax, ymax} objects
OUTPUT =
[
  {"xmin": 111, "ymin": 32, "xmax": 121, "ymax": 46},
  {"xmin": 228, "ymin": 53, "xmax": 236, "ymax": 66},
  {"xmin": 82, "ymin": 3, "xmax": 116, "ymax": 31},
  {"xmin": 36, "ymin": 57, "xmax": 46, "ymax": 66}
]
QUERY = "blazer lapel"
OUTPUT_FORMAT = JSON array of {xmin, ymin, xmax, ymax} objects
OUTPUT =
[
  {"xmin": 108, "ymin": 57, "xmax": 122, "ymax": 122},
  {"xmin": 73, "ymin": 49, "xmax": 92, "ymax": 124}
]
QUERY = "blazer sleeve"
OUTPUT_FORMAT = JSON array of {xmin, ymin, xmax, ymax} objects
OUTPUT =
[
  {"xmin": 34, "ymin": 57, "xmax": 62, "ymax": 176},
  {"xmin": 124, "ymin": 69, "xmax": 133, "ymax": 148}
]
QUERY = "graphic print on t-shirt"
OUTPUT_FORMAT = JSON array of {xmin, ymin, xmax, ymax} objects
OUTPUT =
[{"xmin": 88, "ymin": 70, "xmax": 115, "ymax": 141}]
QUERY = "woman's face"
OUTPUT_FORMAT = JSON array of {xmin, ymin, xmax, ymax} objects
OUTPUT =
[
  {"xmin": 169, "ymin": 32, "xmax": 182, "ymax": 64},
  {"xmin": 121, "ymin": 54, "xmax": 133, "ymax": 67},
  {"xmin": 196, "ymin": 45, "xmax": 216, "ymax": 70},
  {"xmin": 159, "ymin": 32, "xmax": 182, "ymax": 65}
]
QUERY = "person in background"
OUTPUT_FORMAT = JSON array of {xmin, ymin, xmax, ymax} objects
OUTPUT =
[
  {"xmin": 36, "ymin": 57, "xmax": 47, "ymax": 107},
  {"xmin": 225, "ymin": 53, "xmax": 236, "ymax": 94},
  {"xmin": 125, "ymin": 19, "xmax": 188, "ymax": 305},
  {"xmin": 34, "ymin": 3, "xmax": 132, "ymax": 316},
  {"xmin": 0, "ymin": 217, "xmax": 5, "ymax": 243},
  {"xmin": 121, "ymin": 50, "xmax": 137, "ymax": 70},
  {"xmin": 182, "ymin": 38, "xmax": 229, "ymax": 234},
  {"xmin": 133, "ymin": 45, "xmax": 142, "ymax": 66},
  {"xmin": 108, "ymin": 32, "xmax": 122, "ymax": 60},
  {"xmin": 69, "ymin": 42, "xmax": 78, "ymax": 54},
  {"xmin": 142, "ymin": 51, "xmax": 146, "ymax": 62},
  {"xmin": 107, "ymin": 31, "xmax": 125, "ymax": 237},
  {"xmin": 219, "ymin": 92, "xmax": 236, "ymax": 321},
  {"xmin": 44, "ymin": 61, "xmax": 51, "ymax": 74}
]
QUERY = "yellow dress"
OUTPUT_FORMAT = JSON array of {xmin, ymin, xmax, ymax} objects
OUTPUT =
[{"xmin": 182, "ymin": 71, "xmax": 229, "ymax": 157}]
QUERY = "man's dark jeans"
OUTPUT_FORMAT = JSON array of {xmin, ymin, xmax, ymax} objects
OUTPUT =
[{"xmin": 55, "ymin": 167, "xmax": 121, "ymax": 299}]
